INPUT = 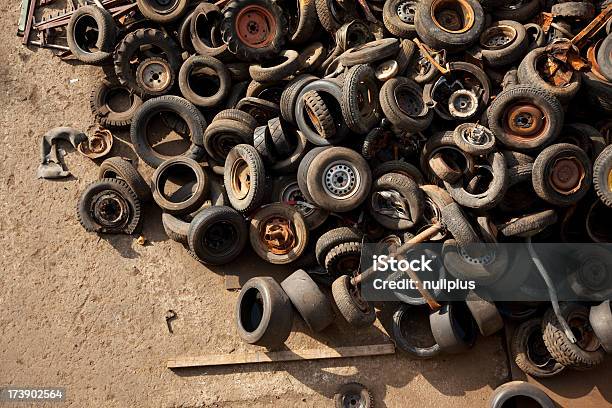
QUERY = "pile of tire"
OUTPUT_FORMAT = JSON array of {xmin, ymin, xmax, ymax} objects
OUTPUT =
[{"xmin": 62, "ymin": 0, "xmax": 612, "ymax": 377}]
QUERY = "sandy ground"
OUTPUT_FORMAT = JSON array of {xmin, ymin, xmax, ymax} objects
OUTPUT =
[{"xmin": 0, "ymin": 1, "xmax": 607, "ymax": 406}]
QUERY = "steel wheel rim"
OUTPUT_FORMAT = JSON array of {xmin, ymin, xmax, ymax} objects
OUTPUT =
[
  {"xmin": 91, "ymin": 191, "xmax": 129, "ymax": 227},
  {"xmin": 203, "ymin": 221, "xmax": 237, "ymax": 255},
  {"xmin": 480, "ymin": 25, "xmax": 517, "ymax": 50},
  {"xmin": 280, "ymin": 182, "xmax": 315, "ymax": 217},
  {"xmin": 230, "ymin": 158, "xmax": 251, "ymax": 200},
  {"xmin": 322, "ymin": 160, "xmax": 361, "ymax": 200},
  {"xmin": 430, "ymin": 0, "xmax": 475, "ymax": 34},
  {"xmin": 138, "ymin": 59, "xmax": 172, "ymax": 93},
  {"xmin": 397, "ymin": 0, "xmax": 417, "ymax": 24},
  {"xmin": 547, "ymin": 156, "xmax": 585, "ymax": 195},
  {"xmin": 259, "ymin": 215, "xmax": 296, "ymax": 255},
  {"xmin": 235, "ymin": 5, "xmax": 277, "ymax": 49}
]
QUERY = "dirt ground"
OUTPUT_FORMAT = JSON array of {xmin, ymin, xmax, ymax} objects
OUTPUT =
[{"xmin": 0, "ymin": 1, "xmax": 609, "ymax": 406}]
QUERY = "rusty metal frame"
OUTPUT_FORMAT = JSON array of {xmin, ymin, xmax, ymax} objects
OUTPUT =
[
  {"xmin": 413, "ymin": 38, "xmax": 450, "ymax": 75},
  {"xmin": 571, "ymin": 5, "xmax": 612, "ymax": 49}
]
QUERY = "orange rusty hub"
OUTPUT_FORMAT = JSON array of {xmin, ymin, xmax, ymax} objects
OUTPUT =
[
  {"xmin": 504, "ymin": 104, "xmax": 545, "ymax": 137},
  {"xmin": 431, "ymin": 0, "xmax": 474, "ymax": 34},
  {"xmin": 549, "ymin": 156, "xmax": 585, "ymax": 195},
  {"xmin": 235, "ymin": 5, "xmax": 276, "ymax": 49},
  {"xmin": 261, "ymin": 216, "xmax": 295, "ymax": 255}
]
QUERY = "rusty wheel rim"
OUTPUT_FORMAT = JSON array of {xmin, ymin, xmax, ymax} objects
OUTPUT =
[
  {"xmin": 548, "ymin": 156, "xmax": 585, "ymax": 195},
  {"xmin": 430, "ymin": 0, "xmax": 474, "ymax": 34},
  {"xmin": 91, "ymin": 191, "xmax": 129, "ymax": 228},
  {"xmin": 503, "ymin": 103, "xmax": 546, "ymax": 138},
  {"xmin": 235, "ymin": 5, "xmax": 277, "ymax": 49},
  {"xmin": 137, "ymin": 59, "xmax": 173, "ymax": 93},
  {"xmin": 259, "ymin": 216, "xmax": 296, "ymax": 255},
  {"xmin": 230, "ymin": 158, "xmax": 251, "ymax": 200}
]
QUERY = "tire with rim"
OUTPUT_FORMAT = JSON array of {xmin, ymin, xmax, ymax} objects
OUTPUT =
[
  {"xmin": 204, "ymin": 119, "xmax": 253, "ymax": 163},
  {"xmin": 331, "ymin": 275, "xmax": 376, "ymax": 328},
  {"xmin": 137, "ymin": 0, "xmax": 188, "ymax": 23},
  {"xmin": 224, "ymin": 144, "xmax": 266, "ymax": 213},
  {"xmin": 114, "ymin": 28, "xmax": 181, "ymax": 98},
  {"xmin": 130, "ymin": 96, "xmax": 206, "ymax": 168},
  {"xmin": 415, "ymin": 0, "xmax": 485, "ymax": 53},
  {"xmin": 511, "ymin": 318, "xmax": 566, "ymax": 378},
  {"xmin": 235, "ymin": 276, "xmax": 294, "ymax": 347},
  {"xmin": 379, "ymin": 77, "xmax": 432, "ymax": 132},
  {"xmin": 67, "ymin": 5, "xmax": 116, "ymax": 64},
  {"xmin": 341, "ymin": 64, "xmax": 381, "ymax": 135},
  {"xmin": 383, "ymin": 0, "xmax": 418, "ymax": 37},
  {"xmin": 189, "ymin": 206, "xmax": 247, "ymax": 265},
  {"xmin": 281, "ymin": 269, "xmax": 334, "ymax": 332},
  {"xmin": 593, "ymin": 145, "xmax": 612, "ymax": 207},
  {"xmin": 178, "ymin": 55, "xmax": 231, "ymax": 108},
  {"xmin": 249, "ymin": 203, "xmax": 308, "ymax": 264},
  {"xmin": 479, "ymin": 20, "xmax": 528, "ymax": 67},
  {"xmin": 77, "ymin": 178, "xmax": 141, "ymax": 235},
  {"xmin": 532, "ymin": 143, "xmax": 592, "ymax": 207},
  {"xmin": 542, "ymin": 303, "xmax": 606, "ymax": 370},
  {"xmin": 306, "ymin": 147, "xmax": 372, "ymax": 212},
  {"xmin": 220, "ymin": 0, "xmax": 287, "ymax": 61},
  {"xmin": 487, "ymin": 85, "xmax": 564, "ymax": 151},
  {"xmin": 271, "ymin": 175, "xmax": 328, "ymax": 230}
]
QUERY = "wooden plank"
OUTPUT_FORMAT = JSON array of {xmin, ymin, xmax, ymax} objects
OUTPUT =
[{"xmin": 167, "ymin": 344, "xmax": 395, "ymax": 369}]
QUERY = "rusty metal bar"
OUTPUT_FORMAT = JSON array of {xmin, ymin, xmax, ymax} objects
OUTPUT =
[
  {"xmin": 571, "ymin": 5, "xmax": 612, "ymax": 49},
  {"xmin": 413, "ymin": 38, "xmax": 450, "ymax": 75}
]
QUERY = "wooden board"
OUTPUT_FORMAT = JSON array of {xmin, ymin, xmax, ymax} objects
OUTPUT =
[{"xmin": 167, "ymin": 344, "xmax": 395, "ymax": 369}]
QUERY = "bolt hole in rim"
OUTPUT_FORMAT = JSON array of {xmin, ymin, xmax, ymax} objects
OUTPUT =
[
  {"xmin": 322, "ymin": 160, "xmax": 361, "ymax": 200},
  {"xmin": 448, "ymin": 90, "xmax": 479, "ymax": 118},
  {"xmin": 139, "ymin": 60, "xmax": 172, "ymax": 93},
  {"xmin": 397, "ymin": 0, "xmax": 417, "ymax": 24},
  {"xmin": 203, "ymin": 221, "xmax": 238, "ymax": 255},
  {"xmin": 91, "ymin": 191, "xmax": 129, "ymax": 227},
  {"xmin": 231, "ymin": 158, "xmax": 251, "ymax": 200},
  {"xmin": 430, "ymin": 0, "xmax": 475, "ymax": 34},
  {"xmin": 260, "ymin": 215, "xmax": 296, "ymax": 255},
  {"xmin": 480, "ymin": 25, "xmax": 517, "ymax": 50},
  {"xmin": 146, "ymin": 0, "xmax": 179, "ymax": 14},
  {"xmin": 546, "ymin": 155, "xmax": 585, "ymax": 195},
  {"xmin": 235, "ymin": 5, "xmax": 277, "ymax": 49},
  {"xmin": 74, "ymin": 14, "xmax": 100, "ymax": 53}
]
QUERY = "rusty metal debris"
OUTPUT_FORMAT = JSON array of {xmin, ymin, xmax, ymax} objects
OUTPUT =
[{"xmin": 77, "ymin": 128, "xmax": 114, "ymax": 159}]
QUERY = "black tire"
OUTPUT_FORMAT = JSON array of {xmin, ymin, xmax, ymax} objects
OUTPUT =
[
  {"xmin": 487, "ymin": 85, "xmax": 564, "ymax": 151},
  {"xmin": 372, "ymin": 161, "xmax": 425, "ymax": 185},
  {"xmin": 130, "ymin": 95, "xmax": 206, "ymax": 168},
  {"xmin": 162, "ymin": 212, "xmax": 190, "ymax": 244},
  {"xmin": 479, "ymin": 20, "xmax": 528, "ymax": 67},
  {"xmin": 98, "ymin": 157, "xmax": 151, "ymax": 202},
  {"xmin": 137, "ymin": 0, "xmax": 188, "ymax": 23},
  {"xmin": 594, "ymin": 145, "xmax": 612, "ymax": 207},
  {"xmin": 379, "ymin": 77, "xmax": 432, "ymax": 132},
  {"xmin": 204, "ymin": 119, "xmax": 253, "ymax": 163},
  {"xmin": 303, "ymin": 90, "xmax": 336, "ymax": 140},
  {"xmin": 315, "ymin": 227, "xmax": 362, "ymax": 266},
  {"xmin": 429, "ymin": 302, "xmax": 477, "ymax": 353},
  {"xmin": 114, "ymin": 28, "xmax": 181, "ymax": 98},
  {"xmin": 532, "ymin": 143, "xmax": 592, "ymax": 206},
  {"xmin": 324, "ymin": 241, "xmax": 362, "ymax": 277},
  {"xmin": 580, "ymin": 72, "xmax": 612, "ymax": 116},
  {"xmin": 178, "ymin": 55, "xmax": 231, "ymax": 108},
  {"xmin": 439, "ymin": 202, "xmax": 481, "ymax": 247},
  {"xmin": 597, "ymin": 33, "xmax": 612, "ymax": 82},
  {"xmin": 253, "ymin": 125, "xmax": 277, "ymax": 165},
  {"xmin": 268, "ymin": 117, "xmax": 293, "ymax": 157},
  {"xmin": 67, "ymin": 5, "xmax": 116, "ymax": 64},
  {"xmin": 249, "ymin": 203, "xmax": 309, "ymax": 264},
  {"xmin": 391, "ymin": 304, "xmax": 441, "ymax": 359},
  {"xmin": 396, "ymin": 39, "xmax": 416, "ymax": 75},
  {"xmin": 498, "ymin": 209, "xmax": 557, "ymax": 237},
  {"xmin": 465, "ymin": 291, "xmax": 503, "ymax": 336},
  {"xmin": 507, "ymin": 163, "xmax": 534, "ymax": 186},
  {"xmin": 511, "ymin": 318, "xmax": 566, "ymax": 378},
  {"xmin": 491, "ymin": 0, "xmax": 540, "ymax": 22},
  {"xmin": 249, "ymin": 50, "xmax": 301, "ymax": 82},
  {"xmin": 90, "ymin": 77, "xmax": 143, "ymax": 129},
  {"xmin": 315, "ymin": 0, "xmax": 341, "ymax": 33},
  {"xmin": 177, "ymin": 9, "xmax": 196, "ymax": 53},
  {"xmin": 271, "ymin": 175, "xmax": 328, "ymax": 229},
  {"xmin": 281, "ymin": 269, "xmax": 335, "ymax": 332},
  {"xmin": 280, "ymin": 74, "xmax": 318, "ymax": 124},
  {"xmin": 551, "ymin": 2, "xmax": 595, "ymax": 20},
  {"xmin": 443, "ymin": 152, "xmax": 508, "ymax": 210},
  {"xmin": 331, "ymin": 275, "xmax": 376, "ymax": 328},
  {"xmin": 542, "ymin": 304, "xmax": 606, "ymax": 370},
  {"xmin": 368, "ymin": 172, "xmax": 423, "ymax": 230},
  {"xmin": 339, "ymin": 38, "xmax": 400, "ymax": 66},
  {"xmin": 151, "ymin": 157, "xmax": 209, "ymax": 215},
  {"xmin": 77, "ymin": 178, "xmax": 141, "ymax": 235},
  {"xmin": 225, "ymin": 81, "xmax": 249, "ymax": 109},
  {"xmin": 307, "ymin": 147, "xmax": 372, "ymax": 212},
  {"xmin": 489, "ymin": 381, "xmax": 555, "ymax": 408},
  {"xmin": 452, "ymin": 123, "xmax": 496, "ymax": 155},
  {"xmin": 442, "ymin": 239, "xmax": 508, "ymax": 286},
  {"xmin": 221, "ymin": 0, "xmax": 287, "ymax": 61},
  {"xmin": 190, "ymin": 2, "xmax": 229, "ymax": 57},
  {"xmin": 333, "ymin": 383, "xmax": 373, "ymax": 408},
  {"xmin": 341, "ymin": 64, "xmax": 381, "ymax": 135},
  {"xmin": 235, "ymin": 276, "xmax": 294, "ymax": 347},
  {"xmin": 188, "ymin": 205, "xmax": 248, "ymax": 265},
  {"xmin": 383, "ymin": 0, "xmax": 418, "ymax": 37},
  {"xmin": 213, "ymin": 109, "xmax": 258, "ymax": 130},
  {"xmin": 224, "ymin": 144, "xmax": 266, "ymax": 213},
  {"xmin": 518, "ymin": 47, "xmax": 581, "ymax": 104},
  {"xmin": 297, "ymin": 146, "xmax": 329, "ymax": 203},
  {"xmin": 503, "ymin": 150, "xmax": 535, "ymax": 167},
  {"xmin": 288, "ymin": 0, "xmax": 318, "ymax": 44},
  {"xmin": 415, "ymin": 0, "xmax": 485, "ymax": 53}
]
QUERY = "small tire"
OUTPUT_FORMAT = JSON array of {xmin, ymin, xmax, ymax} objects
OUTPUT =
[
  {"xmin": 379, "ymin": 77, "xmax": 432, "ymax": 132},
  {"xmin": 281, "ymin": 269, "xmax": 335, "ymax": 332},
  {"xmin": 315, "ymin": 227, "xmax": 363, "ymax": 266},
  {"xmin": 429, "ymin": 302, "xmax": 477, "ymax": 354},
  {"xmin": 511, "ymin": 318, "xmax": 566, "ymax": 378},
  {"xmin": 391, "ymin": 304, "xmax": 441, "ymax": 359},
  {"xmin": 204, "ymin": 119, "xmax": 254, "ymax": 163},
  {"xmin": 333, "ymin": 383, "xmax": 373, "ymax": 408},
  {"xmin": 90, "ymin": 77, "xmax": 143, "ymax": 129},
  {"xmin": 151, "ymin": 157, "xmax": 209, "ymax": 216},
  {"xmin": 224, "ymin": 144, "xmax": 266, "ymax": 213},
  {"xmin": 489, "ymin": 381, "xmax": 555, "ymax": 408},
  {"xmin": 331, "ymin": 275, "xmax": 376, "ymax": 328},
  {"xmin": 341, "ymin": 64, "xmax": 381, "ymax": 135},
  {"xmin": 368, "ymin": 172, "xmax": 423, "ymax": 230},
  {"xmin": 137, "ymin": 0, "xmax": 188, "ymax": 23}
]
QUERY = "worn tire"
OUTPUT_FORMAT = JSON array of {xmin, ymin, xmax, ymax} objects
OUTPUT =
[
  {"xmin": 178, "ymin": 55, "xmax": 231, "ymax": 108},
  {"xmin": 368, "ymin": 172, "xmax": 423, "ymax": 230},
  {"xmin": 90, "ymin": 77, "xmax": 143, "ymax": 129},
  {"xmin": 512, "ymin": 318, "xmax": 566, "ymax": 378},
  {"xmin": 593, "ymin": 145, "xmax": 612, "ymax": 207},
  {"xmin": 224, "ymin": 144, "xmax": 266, "ymax": 213},
  {"xmin": 331, "ymin": 275, "xmax": 376, "ymax": 328},
  {"xmin": 98, "ymin": 157, "xmax": 151, "ymax": 202},
  {"xmin": 67, "ymin": 5, "xmax": 116, "ymax": 64},
  {"xmin": 379, "ymin": 77, "xmax": 432, "ymax": 132},
  {"xmin": 137, "ymin": 0, "xmax": 189, "ymax": 23},
  {"xmin": 281, "ymin": 269, "xmax": 335, "ymax": 332},
  {"xmin": 341, "ymin": 64, "xmax": 381, "ymax": 134}
]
